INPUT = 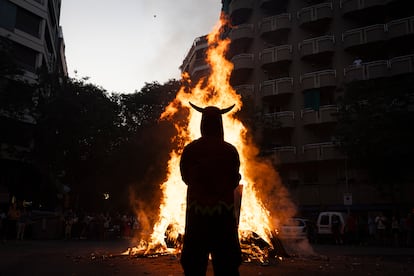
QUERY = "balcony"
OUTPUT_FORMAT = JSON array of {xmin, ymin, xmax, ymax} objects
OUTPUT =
[
  {"xmin": 263, "ymin": 111, "xmax": 295, "ymax": 128},
  {"xmin": 340, "ymin": 0, "xmax": 386, "ymax": 16},
  {"xmin": 300, "ymin": 70, "xmax": 336, "ymax": 91},
  {"xmin": 299, "ymin": 35, "xmax": 335, "ymax": 58},
  {"xmin": 302, "ymin": 142, "xmax": 344, "ymax": 162},
  {"xmin": 229, "ymin": 24, "xmax": 254, "ymax": 41},
  {"xmin": 342, "ymin": 24, "xmax": 387, "ymax": 49},
  {"xmin": 389, "ymin": 54, "xmax": 414, "ymax": 76},
  {"xmin": 260, "ymin": 45, "xmax": 292, "ymax": 69},
  {"xmin": 387, "ymin": 16, "xmax": 414, "ymax": 40},
  {"xmin": 230, "ymin": 54, "xmax": 254, "ymax": 85},
  {"xmin": 344, "ymin": 60, "xmax": 388, "ymax": 82},
  {"xmin": 234, "ymin": 84, "xmax": 255, "ymax": 98},
  {"xmin": 260, "ymin": 77, "xmax": 294, "ymax": 97},
  {"xmin": 321, "ymin": 143, "xmax": 345, "ymax": 160},
  {"xmin": 229, "ymin": 0, "xmax": 254, "ymax": 25},
  {"xmin": 231, "ymin": 54, "xmax": 254, "ymax": 70},
  {"xmin": 189, "ymin": 59, "xmax": 209, "ymax": 76},
  {"xmin": 270, "ymin": 146, "xmax": 297, "ymax": 164},
  {"xmin": 301, "ymin": 105, "xmax": 338, "ymax": 125},
  {"xmin": 259, "ymin": 13, "xmax": 291, "ymax": 36},
  {"xmin": 297, "ymin": 2, "xmax": 333, "ymax": 27}
]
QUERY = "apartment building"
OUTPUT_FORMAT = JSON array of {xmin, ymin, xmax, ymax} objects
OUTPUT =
[
  {"xmin": 182, "ymin": 0, "xmax": 414, "ymax": 213},
  {"xmin": 0, "ymin": 0, "xmax": 67, "ymax": 205}
]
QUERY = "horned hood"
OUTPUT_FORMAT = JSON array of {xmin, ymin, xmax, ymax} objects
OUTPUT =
[{"xmin": 189, "ymin": 102, "xmax": 235, "ymax": 139}]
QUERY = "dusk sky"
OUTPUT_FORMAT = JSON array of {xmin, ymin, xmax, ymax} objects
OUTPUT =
[{"xmin": 60, "ymin": 0, "xmax": 222, "ymax": 94}]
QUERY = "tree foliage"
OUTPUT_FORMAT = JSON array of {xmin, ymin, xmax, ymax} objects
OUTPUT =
[
  {"xmin": 33, "ymin": 76, "xmax": 180, "ymax": 211},
  {"xmin": 335, "ymin": 75, "xmax": 414, "ymax": 186}
]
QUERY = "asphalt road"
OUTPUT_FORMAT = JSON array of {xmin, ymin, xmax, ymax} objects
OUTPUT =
[{"xmin": 0, "ymin": 239, "xmax": 413, "ymax": 276}]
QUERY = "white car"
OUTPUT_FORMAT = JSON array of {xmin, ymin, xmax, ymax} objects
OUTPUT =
[{"xmin": 279, "ymin": 218, "xmax": 316, "ymax": 241}]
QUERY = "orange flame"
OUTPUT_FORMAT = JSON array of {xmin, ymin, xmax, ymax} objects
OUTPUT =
[{"xmin": 128, "ymin": 14, "xmax": 296, "ymax": 255}]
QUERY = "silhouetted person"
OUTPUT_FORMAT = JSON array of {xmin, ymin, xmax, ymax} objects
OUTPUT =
[{"xmin": 180, "ymin": 103, "xmax": 241, "ymax": 276}]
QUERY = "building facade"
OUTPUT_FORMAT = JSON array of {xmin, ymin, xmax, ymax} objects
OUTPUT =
[
  {"xmin": 181, "ymin": 0, "xmax": 414, "ymax": 214},
  {"xmin": 0, "ymin": 0, "xmax": 67, "ymax": 206}
]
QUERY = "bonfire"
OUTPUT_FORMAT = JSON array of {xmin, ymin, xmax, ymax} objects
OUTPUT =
[{"xmin": 126, "ymin": 13, "xmax": 297, "ymax": 263}]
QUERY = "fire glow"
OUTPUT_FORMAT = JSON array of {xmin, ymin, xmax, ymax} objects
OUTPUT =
[{"xmin": 127, "ymin": 14, "xmax": 296, "ymax": 258}]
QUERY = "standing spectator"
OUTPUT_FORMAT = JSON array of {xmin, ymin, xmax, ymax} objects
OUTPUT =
[
  {"xmin": 331, "ymin": 214, "xmax": 343, "ymax": 244},
  {"xmin": 375, "ymin": 213, "xmax": 387, "ymax": 245},
  {"xmin": 345, "ymin": 213, "xmax": 358, "ymax": 245},
  {"xmin": 391, "ymin": 215, "xmax": 400, "ymax": 247},
  {"xmin": 64, "ymin": 214, "xmax": 74, "ymax": 240},
  {"xmin": 103, "ymin": 213, "xmax": 111, "ymax": 240},
  {"xmin": 368, "ymin": 214, "xmax": 376, "ymax": 244},
  {"xmin": 132, "ymin": 216, "xmax": 140, "ymax": 238},
  {"xmin": 7, "ymin": 202, "xmax": 20, "ymax": 240},
  {"xmin": 16, "ymin": 207, "xmax": 27, "ymax": 240}
]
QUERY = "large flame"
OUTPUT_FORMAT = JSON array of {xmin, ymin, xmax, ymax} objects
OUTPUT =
[{"xmin": 129, "ymin": 14, "xmax": 296, "ymax": 255}]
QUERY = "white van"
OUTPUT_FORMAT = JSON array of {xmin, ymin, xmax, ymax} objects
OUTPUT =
[{"xmin": 316, "ymin": 211, "xmax": 347, "ymax": 235}]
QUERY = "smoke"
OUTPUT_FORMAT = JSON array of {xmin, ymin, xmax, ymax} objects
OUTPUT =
[
  {"xmin": 241, "ymin": 132, "xmax": 297, "ymax": 229},
  {"xmin": 139, "ymin": 0, "xmax": 222, "ymax": 88},
  {"xmin": 129, "ymin": 187, "xmax": 159, "ymax": 244}
]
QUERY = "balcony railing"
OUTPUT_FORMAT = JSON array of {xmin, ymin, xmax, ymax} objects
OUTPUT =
[
  {"xmin": 229, "ymin": 24, "xmax": 254, "ymax": 41},
  {"xmin": 299, "ymin": 35, "xmax": 335, "ymax": 57},
  {"xmin": 344, "ymin": 60, "xmax": 388, "ymax": 82},
  {"xmin": 297, "ymin": 2, "xmax": 333, "ymax": 26},
  {"xmin": 270, "ymin": 146, "xmax": 297, "ymax": 164},
  {"xmin": 261, "ymin": 77, "xmax": 294, "ymax": 97},
  {"xmin": 300, "ymin": 69, "xmax": 336, "ymax": 91},
  {"xmin": 259, "ymin": 13, "xmax": 291, "ymax": 35},
  {"xmin": 302, "ymin": 142, "xmax": 344, "ymax": 161},
  {"xmin": 301, "ymin": 105, "xmax": 338, "ymax": 125},
  {"xmin": 387, "ymin": 16, "xmax": 414, "ymax": 40},
  {"xmin": 231, "ymin": 54, "xmax": 254, "ymax": 70},
  {"xmin": 263, "ymin": 111, "xmax": 295, "ymax": 128},
  {"xmin": 260, "ymin": 45, "xmax": 292, "ymax": 67},
  {"xmin": 342, "ymin": 24, "xmax": 387, "ymax": 49},
  {"xmin": 340, "ymin": 0, "xmax": 386, "ymax": 15},
  {"xmin": 389, "ymin": 54, "xmax": 414, "ymax": 76},
  {"xmin": 234, "ymin": 84, "xmax": 255, "ymax": 97}
]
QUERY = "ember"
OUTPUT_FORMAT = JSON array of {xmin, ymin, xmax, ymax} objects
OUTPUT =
[{"xmin": 126, "ymin": 13, "xmax": 297, "ymax": 261}]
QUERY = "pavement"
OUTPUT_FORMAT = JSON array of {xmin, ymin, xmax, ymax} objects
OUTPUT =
[{"xmin": 0, "ymin": 239, "xmax": 413, "ymax": 276}]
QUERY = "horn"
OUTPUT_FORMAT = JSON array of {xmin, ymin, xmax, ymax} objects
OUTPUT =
[
  {"xmin": 220, "ymin": 104, "xmax": 235, "ymax": 114},
  {"xmin": 189, "ymin": 102, "xmax": 205, "ymax": 113}
]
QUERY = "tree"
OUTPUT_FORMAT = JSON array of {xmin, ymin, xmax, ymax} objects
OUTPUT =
[
  {"xmin": 34, "ymin": 77, "xmax": 181, "ymax": 212},
  {"xmin": 335, "ymin": 75, "xmax": 414, "ymax": 189},
  {"xmin": 35, "ymin": 77, "xmax": 124, "ymax": 210}
]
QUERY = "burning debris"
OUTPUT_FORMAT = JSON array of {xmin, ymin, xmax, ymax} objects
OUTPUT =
[{"xmin": 127, "ymin": 13, "xmax": 297, "ymax": 263}]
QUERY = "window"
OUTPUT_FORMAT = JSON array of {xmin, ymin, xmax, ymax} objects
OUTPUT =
[
  {"xmin": 13, "ymin": 42, "xmax": 38, "ymax": 72},
  {"xmin": 319, "ymin": 215, "xmax": 329, "ymax": 226},
  {"xmin": 0, "ymin": 0, "xmax": 17, "ymax": 30},
  {"xmin": 15, "ymin": 7, "xmax": 42, "ymax": 38},
  {"xmin": 304, "ymin": 89, "xmax": 320, "ymax": 110}
]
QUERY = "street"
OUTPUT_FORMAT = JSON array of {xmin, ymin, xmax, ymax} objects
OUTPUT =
[{"xmin": 1, "ymin": 239, "xmax": 413, "ymax": 276}]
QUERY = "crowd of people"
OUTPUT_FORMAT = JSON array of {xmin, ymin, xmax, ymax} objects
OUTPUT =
[
  {"xmin": 0, "ymin": 201, "xmax": 140, "ymax": 242},
  {"xmin": 2, "ymin": 201, "xmax": 413, "ymax": 249},
  {"xmin": 330, "ymin": 212, "xmax": 413, "ymax": 247},
  {"xmin": 61, "ymin": 210, "xmax": 140, "ymax": 241}
]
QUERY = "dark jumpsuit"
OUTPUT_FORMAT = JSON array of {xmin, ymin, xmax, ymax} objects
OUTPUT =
[{"xmin": 180, "ymin": 136, "xmax": 242, "ymax": 276}]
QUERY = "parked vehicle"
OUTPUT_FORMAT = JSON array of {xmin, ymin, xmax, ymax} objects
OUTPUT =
[
  {"xmin": 279, "ymin": 218, "xmax": 317, "ymax": 242},
  {"xmin": 316, "ymin": 211, "xmax": 347, "ymax": 236}
]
